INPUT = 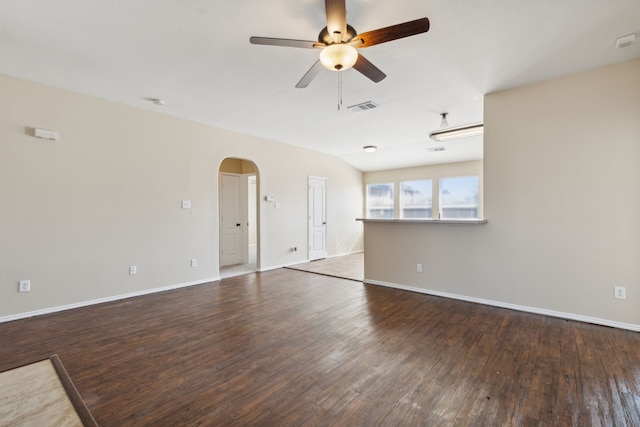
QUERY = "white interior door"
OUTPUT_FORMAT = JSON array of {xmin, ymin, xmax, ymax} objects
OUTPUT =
[
  {"xmin": 308, "ymin": 176, "xmax": 327, "ymax": 261},
  {"xmin": 221, "ymin": 173, "xmax": 243, "ymax": 266}
]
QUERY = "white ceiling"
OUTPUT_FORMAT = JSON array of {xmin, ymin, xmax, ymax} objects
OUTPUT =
[{"xmin": 1, "ymin": 1, "xmax": 639, "ymax": 171}]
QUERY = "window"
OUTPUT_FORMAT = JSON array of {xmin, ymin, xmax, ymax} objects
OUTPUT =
[
  {"xmin": 440, "ymin": 176, "xmax": 479, "ymax": 219},
  {"xmin": 366, "ymin": 183, "xmax": 394, "ymax": 218},
  {"xmin": 400, "ymin": 180, "xmax": 432, "ymax": 218}
]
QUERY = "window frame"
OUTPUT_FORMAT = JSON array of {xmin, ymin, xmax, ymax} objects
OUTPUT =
[
  {"xmin": 438, "ymin": 174, "xmax": 480, "ymax": 220},
  {"xmin": 366, "ymin": 182, "xmax": 395, "ymax": 219},
  {"xmin": 399, "ymin": 179, "xmax": 433, "ymax": 219}
]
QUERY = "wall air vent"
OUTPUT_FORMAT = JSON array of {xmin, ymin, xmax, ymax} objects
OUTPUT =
[{"xmin": 347, "ymin": 101, "xmax": 379, "ymax": 112}]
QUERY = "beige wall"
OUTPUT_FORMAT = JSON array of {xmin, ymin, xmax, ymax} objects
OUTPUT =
[
  {"xmin": 0, "ymin": 75, "xmax": 363, "ymax": 320},
  {"xmin": 364, "ymin": 59, "xmax": 640, "ymax": 329},
  {"xmin": 364, "ymin": 160, "xmax": 483, "ymax": 219}
]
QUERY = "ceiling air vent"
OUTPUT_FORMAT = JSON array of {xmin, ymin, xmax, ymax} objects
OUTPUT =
[
  {"xmin": 427, "ymin": 146, "xmax": 446, "ymax": 152},
  {"xmin": 347, "ymin": 101, "xmax": 379, "ymax": 112}
]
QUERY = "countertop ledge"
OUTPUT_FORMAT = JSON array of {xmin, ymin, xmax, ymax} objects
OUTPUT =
[{"xmin": 356, "ymin": 218, "xmax": 488, "ymax": 225}]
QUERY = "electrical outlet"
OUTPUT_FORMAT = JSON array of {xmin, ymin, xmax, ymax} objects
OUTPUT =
[
  {"xmin": 614, "ymin": 286, "xmax": 626, "ymax": 299},
  {"xmin": 129, "ymin": 265, "xmax": 137, "ymax": 275},
  {"xmin": 417, "ymin": 263, "xmax": 423, "ymax": 273},
  {"xmin": 191, "ymin": 259, "xmax": 197, "ymax": 267},
  {"xmin": 19, "ymin": 280, "xmax": 31, "ymax": 293}
]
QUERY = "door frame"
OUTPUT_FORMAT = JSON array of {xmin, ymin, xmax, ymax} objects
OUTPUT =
[
  {"xmin": 219, "ymin": 172, "xmax": 244, "ymax": 267},
  {"xmin": 308, "ymin": 176, "xmax": 328, "ymax": 261},
  {"xmin": 218, "ymin": 158, "xmax": 261, "ymax": 273}
]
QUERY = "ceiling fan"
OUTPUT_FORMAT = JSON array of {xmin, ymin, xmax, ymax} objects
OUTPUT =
[{"xmin": 250, "ymin": 0, "xmax": 430, "ymax": 88}]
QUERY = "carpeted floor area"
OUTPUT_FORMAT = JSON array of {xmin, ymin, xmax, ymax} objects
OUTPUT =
[{"xmin": 285, "ymin": 252, "xmax": 363, "ymax": 282}]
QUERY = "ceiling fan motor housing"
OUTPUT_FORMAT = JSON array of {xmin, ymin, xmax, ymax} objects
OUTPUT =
[{"xmin": 318, "ymin": 25, "xmax": 358, "ymax": 44}]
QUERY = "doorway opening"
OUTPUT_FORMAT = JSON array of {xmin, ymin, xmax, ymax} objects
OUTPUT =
[
  {"xmin": 219, "ymin": 158, "xmax": 259, "ymax": 278},
  {"xmin": 308, "ymin": 176, "xmax": 328, "ymax": 261}
]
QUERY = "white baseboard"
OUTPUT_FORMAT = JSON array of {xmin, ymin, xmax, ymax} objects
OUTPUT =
[
  {"xmin": 364, "ymin": 279, "xmax": 640, "ymax": 332},
  {"xmin": 0, "ymin": 277, "xmax": 220, "ymax": 324}
]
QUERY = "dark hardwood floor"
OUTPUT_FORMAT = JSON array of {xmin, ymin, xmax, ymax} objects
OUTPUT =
[{"xmin": 2, "ymin": 268, "xmax": 640, "ymax": 426}]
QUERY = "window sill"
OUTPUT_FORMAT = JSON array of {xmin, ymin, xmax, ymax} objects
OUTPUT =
[{"xmin": 356, "ymin": 218, "xmax": 488, "ymax": 225}]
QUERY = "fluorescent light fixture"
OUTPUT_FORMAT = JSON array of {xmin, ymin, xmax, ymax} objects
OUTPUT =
[{"xmin": 429, "ymin": 123, "xmax": 483, "ymax": 142}]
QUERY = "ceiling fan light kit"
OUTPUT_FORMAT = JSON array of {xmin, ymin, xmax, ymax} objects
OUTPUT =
[
  {"xmin": 429, "ymin": 123, "xmax": 484, "ymax": 142},
  {"xmin": 319, "ymin": 44, "xmax": 358, "ymax": 71},
  {"xmin": 250, "ymin": 0, "xmax": 429, "ymax": 88}
]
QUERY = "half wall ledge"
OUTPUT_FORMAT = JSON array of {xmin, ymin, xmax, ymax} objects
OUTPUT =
[{"xmin": 356, "ymin": 218, "xmax": 488, "ymax": 225}]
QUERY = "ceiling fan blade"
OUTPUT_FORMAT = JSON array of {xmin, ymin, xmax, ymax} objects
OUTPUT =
[
  {"xmin": 295, "ymin": 60, "xmax": 324, "ymax": 88},
  {"xmin": 250, "ymin": 37, "xmax": 318, "ymax": 49},
  {"xmin": 355, "ymin": 17, "xmax": 430, "ymax": 48},
  {"xmin": 325, "ymin": 0, "xmax": 347, "ymax": 40},
  {"xmin": 353, "ymin": 54, "xmax": 386, "ymax": 83}
]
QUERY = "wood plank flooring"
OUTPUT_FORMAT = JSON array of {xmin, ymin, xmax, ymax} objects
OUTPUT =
[{"xmin": 1, "ymin": 268, "xmax": 640, "ymax": 426}]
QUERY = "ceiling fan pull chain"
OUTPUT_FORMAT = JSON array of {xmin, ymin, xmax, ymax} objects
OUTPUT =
[{"xmin": 338, "ymin": 70, "xmax": 343, "ymax": 111}]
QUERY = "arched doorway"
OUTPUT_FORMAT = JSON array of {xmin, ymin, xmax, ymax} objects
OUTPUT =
[{"xmin": 219, "ymin": 157, "xmax": 259, "ymax": 278}]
